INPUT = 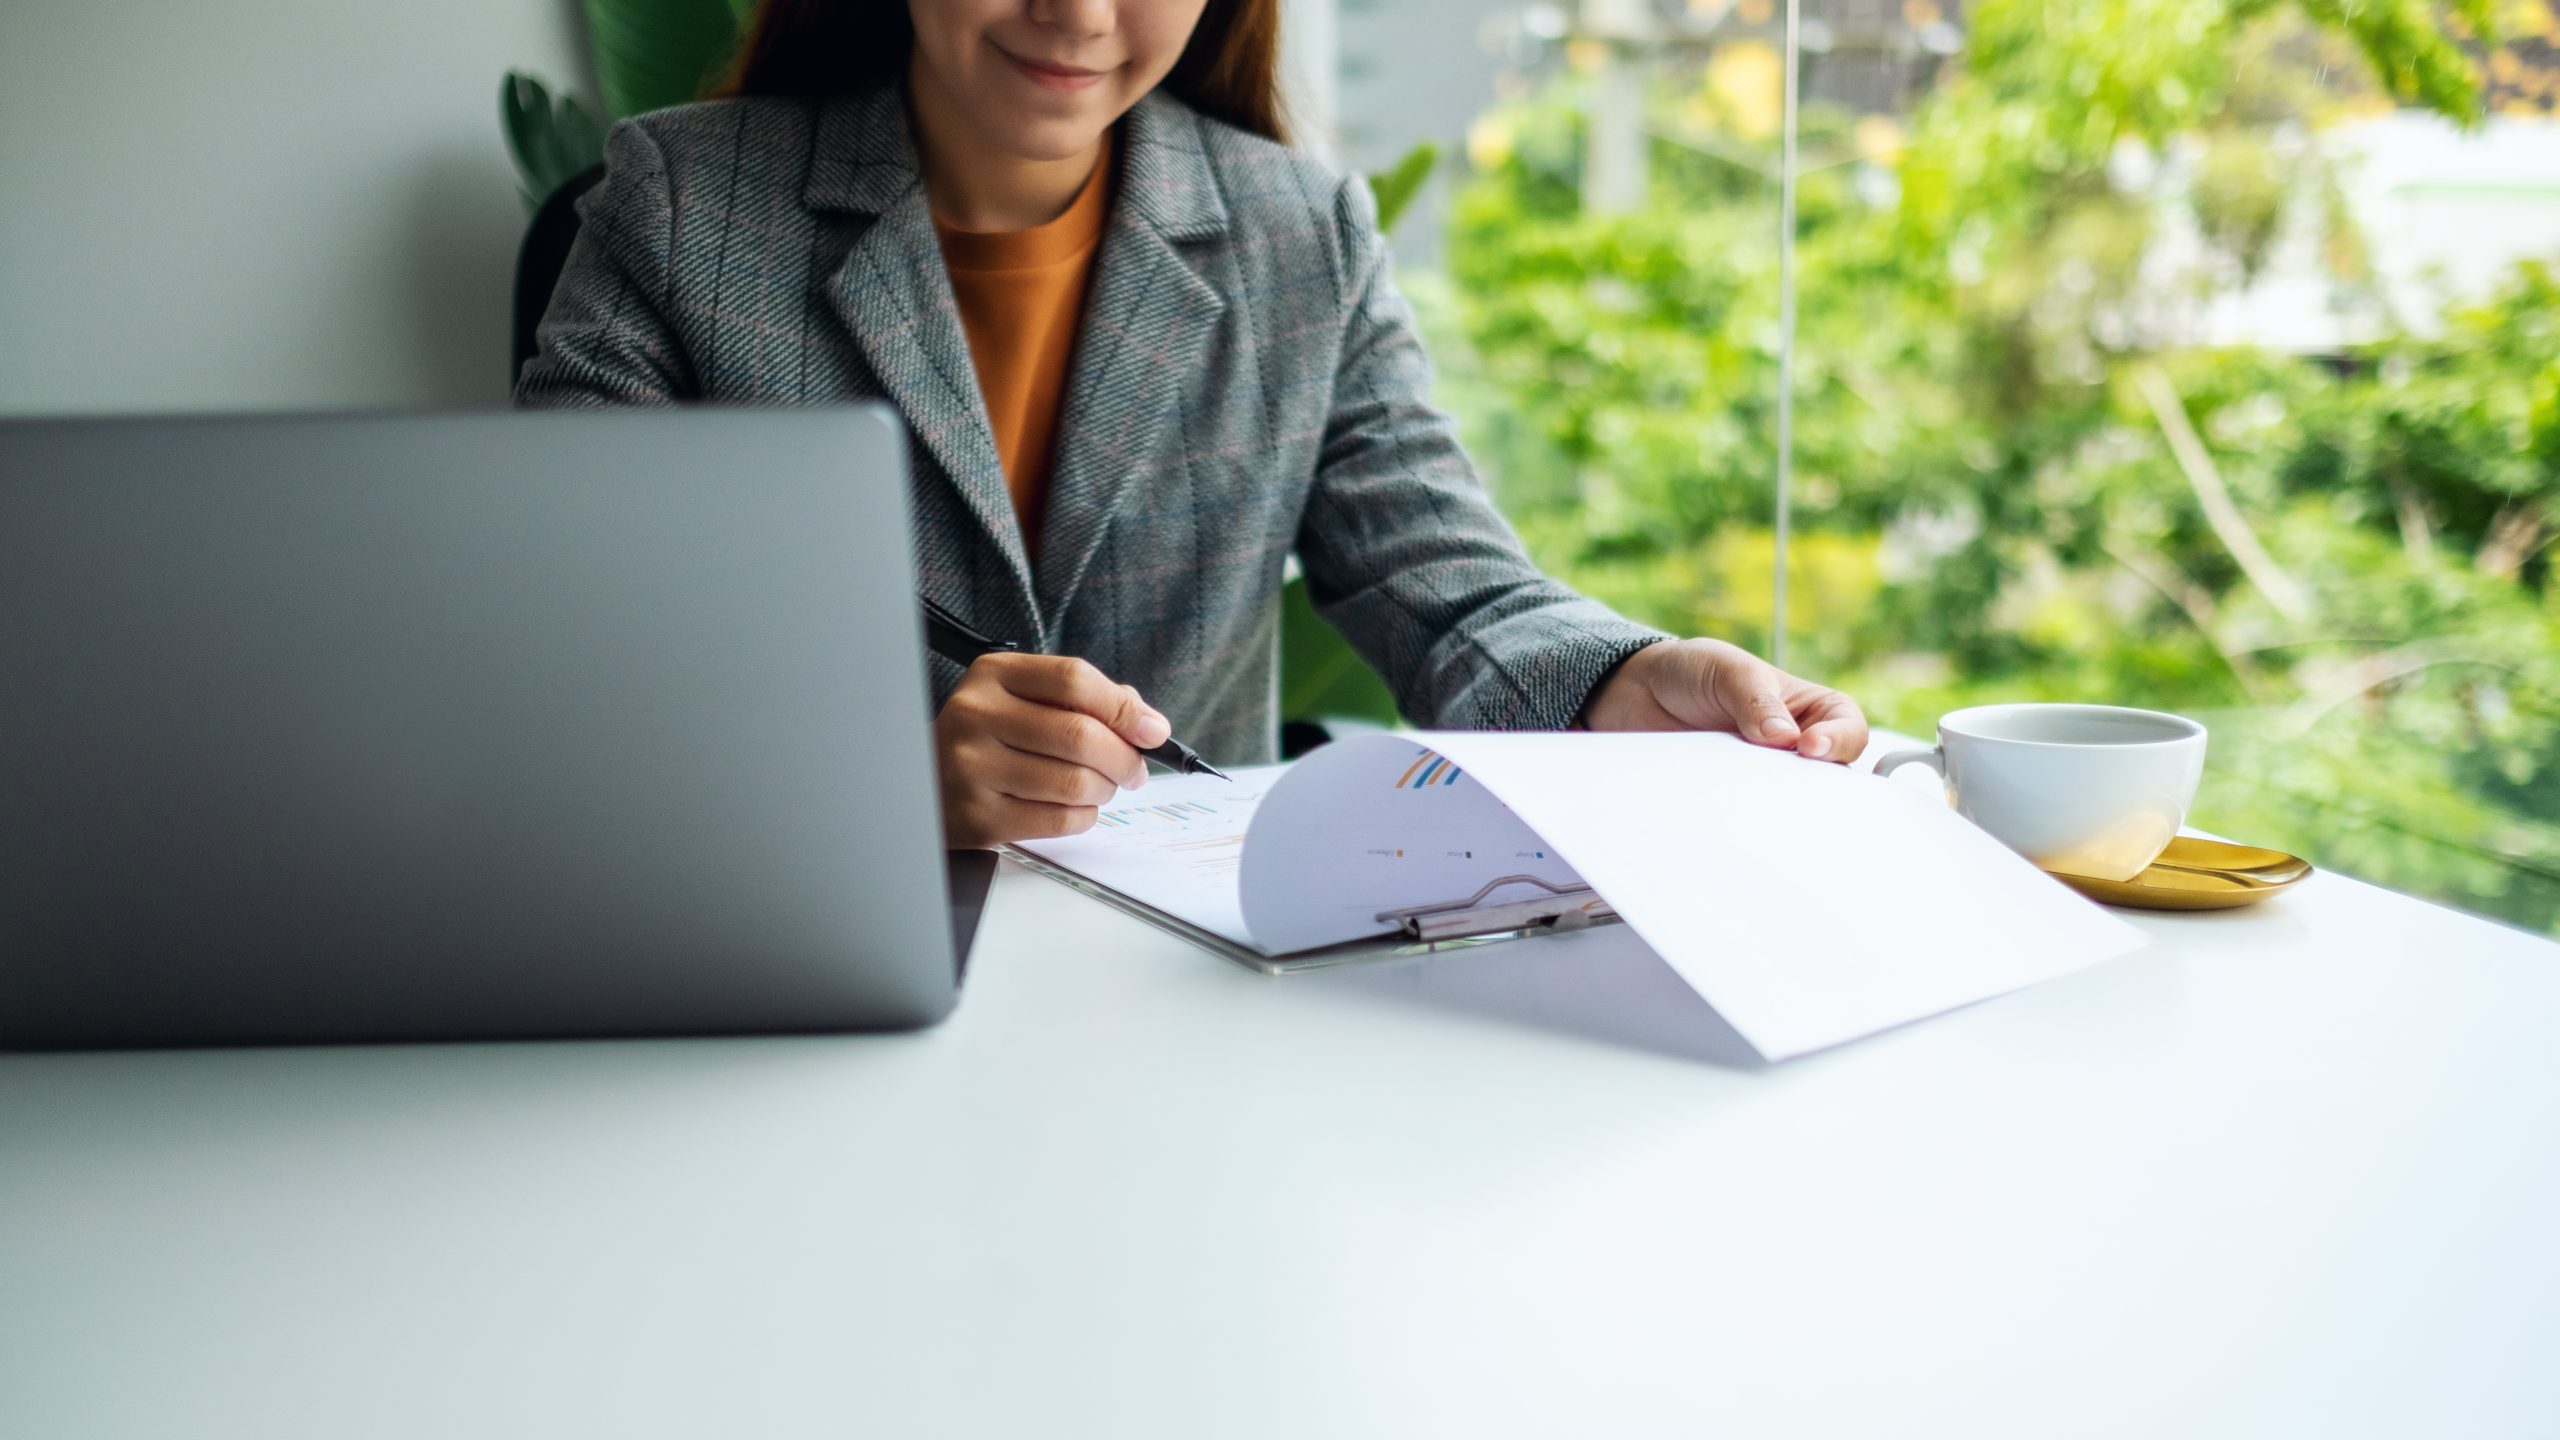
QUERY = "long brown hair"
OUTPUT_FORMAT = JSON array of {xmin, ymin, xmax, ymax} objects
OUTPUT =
[{"xmin": 713, "ymin": 0, "xmax": 1289, "ymax": 145}]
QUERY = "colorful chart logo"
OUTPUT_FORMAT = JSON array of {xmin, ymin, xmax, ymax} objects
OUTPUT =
[{"xmin": 1393, "ymin": 751, "xmax": 1465, "ymax": 789}]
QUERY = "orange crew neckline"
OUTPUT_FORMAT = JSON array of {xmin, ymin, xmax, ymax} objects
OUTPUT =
[{"xmin": 929, "ymin": 134, "xmax": 1117, "ymax": 567}]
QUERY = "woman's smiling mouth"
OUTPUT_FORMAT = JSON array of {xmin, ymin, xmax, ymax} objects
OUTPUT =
[{"xmin": 996, "ymin": 43, "xmax": 1112, "ymax": 91}]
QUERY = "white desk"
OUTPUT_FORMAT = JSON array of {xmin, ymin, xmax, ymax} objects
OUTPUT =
[{"xmin": 5, "ymin": 842, "xmax": 2557, "ymax": 1436}]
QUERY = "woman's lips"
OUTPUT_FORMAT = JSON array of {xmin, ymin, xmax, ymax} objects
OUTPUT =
[{"xmin": 999, "ymin": 45, "xmax": 1111, "ymax": 91}]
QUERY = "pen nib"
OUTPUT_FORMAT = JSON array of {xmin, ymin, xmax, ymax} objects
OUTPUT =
[{"xmin": 1141, "ymin": 737, "xmax": 1228, "ymax": 783}]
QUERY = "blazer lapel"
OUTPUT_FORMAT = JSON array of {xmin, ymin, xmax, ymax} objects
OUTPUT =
[
  {"xmin": 1035, "ymin": 94, "xmax": 1229, "ymax": 625},
  {"xmin": 807, "ymin": 91, "xmax": 1034, "ymax": 620}
]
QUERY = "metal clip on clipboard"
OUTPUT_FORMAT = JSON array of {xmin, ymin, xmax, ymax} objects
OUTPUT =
[
  {"xmin": 1376, "ymin": 874, "xmax": 1617, "ymax": 943},
  {"xmin": 1000, "ymin": 849, "xmax": 1626, "ymax": 976}
]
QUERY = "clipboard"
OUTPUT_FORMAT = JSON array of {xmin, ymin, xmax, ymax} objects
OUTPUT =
[{"xmin": 1001, "ymin": 846, "xmax": 1622, "ymax": 976}]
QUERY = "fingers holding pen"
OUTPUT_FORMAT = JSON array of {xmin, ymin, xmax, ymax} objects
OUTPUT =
[
  {"xmin": 934, "ymin": 652, "xmax": 1173, "ymax": 848},
  {"xmin": 994, "ymin": 654, "xmax": 1171, "ymax": 753}
]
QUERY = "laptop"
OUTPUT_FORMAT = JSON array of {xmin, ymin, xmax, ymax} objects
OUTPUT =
[{"xmin": 0, "ymin": 407, "xmax": 976, "ymax": 1046}]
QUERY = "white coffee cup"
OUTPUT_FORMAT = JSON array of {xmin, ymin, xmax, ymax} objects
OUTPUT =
[{"xmin": 1875, "ymin": 703, "xmax": 2207, "ymax": 882}]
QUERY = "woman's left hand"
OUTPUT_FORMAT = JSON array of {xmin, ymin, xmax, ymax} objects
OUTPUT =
[{"xmin": 1579, "ymin": 638, "xmax": 1869, "ymax": 763}]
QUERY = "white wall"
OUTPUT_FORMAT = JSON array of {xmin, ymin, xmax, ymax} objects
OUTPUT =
[{"xmin": 0, "ymin": 1, "xmax": 591, "ymax": 417}]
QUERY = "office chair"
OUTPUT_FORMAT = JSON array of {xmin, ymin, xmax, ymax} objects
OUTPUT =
[{"xmin": 511, "ymin": 163, "xmax": 607, "ymax": 385}]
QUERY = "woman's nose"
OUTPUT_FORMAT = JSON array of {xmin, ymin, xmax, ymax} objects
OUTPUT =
[{"xmin": 1027, "ymin": 0, "xmax": 1114, "ymax": 40}]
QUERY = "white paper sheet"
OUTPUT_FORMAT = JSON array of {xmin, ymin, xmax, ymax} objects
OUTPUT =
[
  {"xmin": 1238, "ymin": 740, "xmax": 1584, "ymax": 954},
  {"xmin": 1406, "ymin": 730, "xmax": 2149, "ymax": 1059},
  {"xmin": 1010, "ymin": 767, "xmax": 1287, "ymax": 945},
  {"xmin": 1016, "ymin": 731, "xmax": 2148, "ymax": 1061}
]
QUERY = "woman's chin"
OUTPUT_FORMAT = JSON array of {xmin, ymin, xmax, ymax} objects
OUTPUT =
[{"xmin": 981, "ymin": 111, "xmax": 1116, "ymax": 164}]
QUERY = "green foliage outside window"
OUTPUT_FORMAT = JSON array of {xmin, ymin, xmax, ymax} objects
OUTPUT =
[{"xmin": 1422, "ymin": 0, "xmax": 2560, "ymax": 934}]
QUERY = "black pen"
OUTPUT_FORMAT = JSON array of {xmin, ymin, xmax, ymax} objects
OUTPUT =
[{"xmin": 920, "ymin": 595, "xmax": 1231, "ymax": 782}]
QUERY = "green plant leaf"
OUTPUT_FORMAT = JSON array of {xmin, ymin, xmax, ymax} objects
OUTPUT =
[
  {"xmin": 1279, "ymin": 576, "xmax": 1402, "ymax": 724},
  {"xmin": 582, "ymin": 0, "xmax": 751, "ymax": 119},
  {"xmin": 501, "ymin": 71, "xmax": 607, "ymax": 213},
  {"xmin": 1368, "ymin": 142, "xmax": 1439, "ymax": 235}
]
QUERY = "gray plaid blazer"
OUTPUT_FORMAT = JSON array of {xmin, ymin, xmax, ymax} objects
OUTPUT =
[{"xmin": 516, "ymin": 83, "xmax": 1664, "ymax": 764}]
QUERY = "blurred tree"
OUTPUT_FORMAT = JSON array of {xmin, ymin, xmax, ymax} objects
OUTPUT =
[{"xmin": 1435, "ymin": 0, "xmax": 2560, "ymax": 932}]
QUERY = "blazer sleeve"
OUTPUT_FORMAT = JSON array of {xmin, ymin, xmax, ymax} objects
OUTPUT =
[
  {"xmin": 1294, "ymin": 176, "xmax": 1668, "ymax": 730},
  {"xmin": 514, "ymin": 120, "xmax": 698, "ymax": 407}
]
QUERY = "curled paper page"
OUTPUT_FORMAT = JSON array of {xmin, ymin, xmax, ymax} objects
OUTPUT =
[
  {"xmin": 1022, "ymin": 731, "xmax": 2148, "ymax": 1059},
  {"xmin": 1238, "ymin": 739, "xmax": 1577, "ymax": 954},
  {"xmin": 1338, "ymin": 732, "xmax": 2147, "ymax": 1059}
]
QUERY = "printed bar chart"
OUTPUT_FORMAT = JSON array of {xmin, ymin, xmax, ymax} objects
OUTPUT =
[
  {"xmin": 1392, "ymin": 751, "xmax": 1466, "ymax": 789},
  {"xmin": 1094, "ymin": 800, "xmax": 1224, "ymax": 828}
]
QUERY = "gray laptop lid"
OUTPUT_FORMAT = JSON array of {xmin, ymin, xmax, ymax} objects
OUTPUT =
[{"xmin": 0, "ymin": 407, "xmax": 959, "ymax": 1045}]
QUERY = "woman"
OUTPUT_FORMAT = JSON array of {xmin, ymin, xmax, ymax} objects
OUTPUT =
[{"xmin": 518, "ymin": 0, "xmax": 1869, "ymax": 848}]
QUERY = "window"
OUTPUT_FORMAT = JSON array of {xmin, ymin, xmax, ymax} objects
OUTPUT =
[{"xmin": 1329, "ymin": 0, "xmax": 2560, "ymax": 936}]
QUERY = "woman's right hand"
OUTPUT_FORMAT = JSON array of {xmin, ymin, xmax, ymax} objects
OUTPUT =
[{"xmin": 935, "ymin": 652, "xmax": 1172, "ymax": 849}]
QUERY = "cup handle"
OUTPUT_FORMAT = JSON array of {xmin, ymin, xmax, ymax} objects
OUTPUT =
[{"xmin": 1874, "ymin": 747, "xmax": 1944, "ymax": 782}]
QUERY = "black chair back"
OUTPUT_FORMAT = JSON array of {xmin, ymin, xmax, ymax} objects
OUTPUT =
[{"xmin": 510, "ymin": 164, "xmax": 608, "ymax": 384}]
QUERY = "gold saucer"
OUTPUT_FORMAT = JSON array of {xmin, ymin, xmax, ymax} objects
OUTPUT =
[{"xmin": 2048, "ymin": 836, "xmax": 2314, "ymax": 910}]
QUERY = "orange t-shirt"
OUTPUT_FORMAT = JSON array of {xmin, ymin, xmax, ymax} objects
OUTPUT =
[{"xmin": 933, "ymin": 138, "xmax": 1114, "ymax": 565}]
